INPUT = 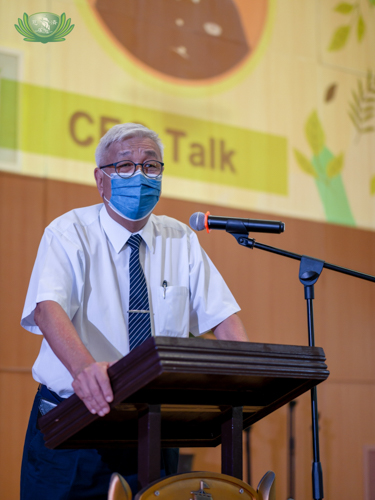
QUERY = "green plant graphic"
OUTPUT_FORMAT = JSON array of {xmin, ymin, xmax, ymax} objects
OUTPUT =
[
  {"xmin": 293, "ymin": 111, "xmax": 355, "ymax": 226},
  {"xmin": 347, "ymin": 71, "xmax": 375, "ymax": 196},
  {"xmin": 348, "ymin": 70, "xmax": 375, "ymax": 135},
  {"xmin": 328, "ymin": 2, "xmax": 370, "ymax": 51},
  {"xmin": 14, "ymin": 12, "xmax": 74, "ymax": 43}
]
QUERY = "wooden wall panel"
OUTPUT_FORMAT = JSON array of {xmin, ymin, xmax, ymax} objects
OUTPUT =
[
  {"xmin": 45, "ymin": 178, "xmax": 102, "ymax": 226},
  {"xmin": 1, "ymin": 173, "xmax": 375, "ymax": 499},
  {"xmin": 0, "ymin": 172, "xmax": 44, "ymax": 368},
  {"xmin": 319, "ymin": 382, "xmax": 375, "ymax": 500}
]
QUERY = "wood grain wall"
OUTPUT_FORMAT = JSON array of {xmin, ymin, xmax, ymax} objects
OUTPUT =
[{"xmin": 1, "ymin": 171, "xmax": 374, "ymax": 499}]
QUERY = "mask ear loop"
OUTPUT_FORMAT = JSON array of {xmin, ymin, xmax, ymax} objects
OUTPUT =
[
  {"xmin": 205, "ymin": 211, "xmax": 211, "ymax": 233},
  {"xmin": 101, "ymin": 169, "xmax": 117, "ymax": 179}
]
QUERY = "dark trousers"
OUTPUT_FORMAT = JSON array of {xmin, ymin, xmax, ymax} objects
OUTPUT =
[{"xmin": 21, "ymin": 386, "xmax": 179, "ymax": 499}]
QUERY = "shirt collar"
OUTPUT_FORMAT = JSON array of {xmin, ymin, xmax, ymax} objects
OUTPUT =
[{"xmin": 100, "ymin": 205, "xmax": 154, "ymax": 254}]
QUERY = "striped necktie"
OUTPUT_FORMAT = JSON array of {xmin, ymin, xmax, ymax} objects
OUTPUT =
[{"xmin": 127, "ymin": 234, "xmax": 152, "ymax": 351}]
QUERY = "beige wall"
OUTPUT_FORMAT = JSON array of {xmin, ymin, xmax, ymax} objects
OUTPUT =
[{"xmin": 1, "ymin": 171, "xmax": 375, "ymax": 499}]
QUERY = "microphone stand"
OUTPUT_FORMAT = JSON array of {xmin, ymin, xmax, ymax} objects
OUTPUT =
[
  {"xmin": 245, "ymin": 425, "xmax": 252, "ymax": 486},
  {"xmin": 287, "ymin": 400, "xmax": 297, "ymax": 500},
  {"xmin": 225, "ymin": 220, "xmax": 375, "ymax": 500}
]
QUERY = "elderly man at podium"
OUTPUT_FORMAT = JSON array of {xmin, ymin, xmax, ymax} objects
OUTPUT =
[{"xmin": 20, "ymin": 123, "xmax": 248, "ymax": 499}]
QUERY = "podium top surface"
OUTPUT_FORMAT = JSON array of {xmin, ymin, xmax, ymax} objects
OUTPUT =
[{"xmin": 39, "ymin": 337, "xmax": 329, "ymax": 449}]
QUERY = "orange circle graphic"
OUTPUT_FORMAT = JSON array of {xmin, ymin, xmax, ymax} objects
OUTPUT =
[{"xmin": 87, "ymin": 0, "xmax": 269, "ymax": 87}]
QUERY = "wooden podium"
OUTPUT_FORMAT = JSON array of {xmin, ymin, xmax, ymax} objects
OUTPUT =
[{"xmin": 39, "ymin": 337, "xmax": 329, "ymax": 490}]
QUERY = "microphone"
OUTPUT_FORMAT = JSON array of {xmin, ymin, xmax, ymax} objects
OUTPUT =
[{"xmin": 189, "ymin": 212, "xmax": 285, "ymax": 234}]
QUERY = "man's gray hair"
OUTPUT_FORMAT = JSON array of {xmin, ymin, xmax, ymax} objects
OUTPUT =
[{"xmin": 95, "ymin": 123, "xmax": 164, "ymax": 166}]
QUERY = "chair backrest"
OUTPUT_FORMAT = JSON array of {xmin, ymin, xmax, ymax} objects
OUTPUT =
[
  {"xmin": 108, "ymin": 470, "xmax": 276, "ymax": 500},
  {"xmin": 257, "ymin": 471, "xmax": 276, "ymax": 500},
  {"xmin": 107, "ymin": 472, "xmax": 133, "ymax": 500},
  {"xmin": 134, "ymin": 471, "xmax": 274, "ymax": 500}
]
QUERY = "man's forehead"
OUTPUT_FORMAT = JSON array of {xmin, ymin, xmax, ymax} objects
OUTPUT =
[
  {"xmin": 117, "ymin": 148, "xmax": 158, "ymax": 157},
  {"xmin": 104, "ymin": 137, "xmax": 161, "ymax": 161}
]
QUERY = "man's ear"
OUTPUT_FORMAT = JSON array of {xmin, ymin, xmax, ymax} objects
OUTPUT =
[{"xmin": 94, "ymin": 168, "xmax": 104, "ymax": 197}]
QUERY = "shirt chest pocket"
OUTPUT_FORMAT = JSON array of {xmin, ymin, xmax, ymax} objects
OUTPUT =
[{"xmin": 153, "ymin": 286, "xmax": 189, "ymax": 337}]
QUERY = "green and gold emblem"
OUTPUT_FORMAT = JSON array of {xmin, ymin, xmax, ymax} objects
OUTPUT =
[{"xmin": 15, "ymin": 12, "xmax": 74, "ymax": 43}]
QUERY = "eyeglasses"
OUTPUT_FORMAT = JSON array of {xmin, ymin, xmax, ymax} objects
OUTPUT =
[{"xmin": 99, "ymin": 160, "xmax": 164, "ymax": 179}]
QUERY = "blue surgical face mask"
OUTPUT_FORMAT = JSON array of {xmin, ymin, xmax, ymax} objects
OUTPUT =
[{"xmin": 103, "ymin": 170, "xmax": 161, "ymax": 221}]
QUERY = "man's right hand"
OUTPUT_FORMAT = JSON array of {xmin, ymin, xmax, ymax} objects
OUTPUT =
[
  {"xmin": 35, "ymin": 300, "xmax": 114, "ymax": 417},
  {"xmin": 72, "ymin": 361, "xmax": 114, "ymax": 416}
]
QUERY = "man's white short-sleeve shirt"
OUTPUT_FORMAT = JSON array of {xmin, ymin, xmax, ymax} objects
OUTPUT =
[{"xmin": 21, "ymin": 205, "xmax": 240, "ymax": 397}]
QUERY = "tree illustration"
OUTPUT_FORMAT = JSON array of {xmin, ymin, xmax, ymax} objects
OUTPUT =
[{"xmin": 293, "ymin": 111, "xmax": 355, "ymax": 226}]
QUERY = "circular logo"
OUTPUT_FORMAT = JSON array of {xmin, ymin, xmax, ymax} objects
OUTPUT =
[
  {"xmin": 79, "ymin": 0, "xmax": 274, "ymax": 95},
  {"xmin": 15, "ymin": 12, "xmax": 75, "ymax": 44},
  {"xmin": 29, "ymin": 13, "xmax": 60, "ymax": 37}
]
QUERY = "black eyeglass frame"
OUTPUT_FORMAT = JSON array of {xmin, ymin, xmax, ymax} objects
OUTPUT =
[{"xmin": 99, "ymin": 160, "xmax": 164, "ymax": 179}]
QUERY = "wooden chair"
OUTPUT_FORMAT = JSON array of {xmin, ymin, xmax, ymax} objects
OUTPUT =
[
  {"xmin": 257, "ymin": 471, "xmax": 276, "ymax": 500},
  {"xmin": 107, "ymin": 473, "xmax": 133, "ymax": 500},
  {"xmin": 108, "ymin": 471, "xmax": 275, "ymax": 500}
]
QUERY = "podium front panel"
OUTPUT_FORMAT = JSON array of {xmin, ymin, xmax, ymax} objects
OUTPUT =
[{"xmin": 39, "ymin": 337, "xmax": 329, "ymax": 449}]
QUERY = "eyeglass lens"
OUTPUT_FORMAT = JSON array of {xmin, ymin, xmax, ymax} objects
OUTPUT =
[{"xmin": 116, "ymin": 161, "xmax": 162, "ymax": 178}]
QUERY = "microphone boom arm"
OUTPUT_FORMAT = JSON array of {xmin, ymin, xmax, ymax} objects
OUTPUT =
[{"xmin": 231, "ymin": 234, "xmax": 375, "ymax": 283}]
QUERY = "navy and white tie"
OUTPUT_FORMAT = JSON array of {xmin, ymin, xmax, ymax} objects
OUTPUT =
[{"xmin": 127, "ymin": 234, "xmax": 152, "ymax": 351}]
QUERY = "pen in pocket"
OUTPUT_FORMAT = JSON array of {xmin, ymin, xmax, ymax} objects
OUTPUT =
[{"xmin": 162, "ymin": 280, "xmax": 168, "ymax": 299}]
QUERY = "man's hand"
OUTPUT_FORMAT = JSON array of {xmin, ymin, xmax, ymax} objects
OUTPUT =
[
  {"xmin": 35, "ymin": 300, "xmax": 114, "ymax": 416},
  {"xmin": 72, "ymin": 361, "xmax": 113, "ymax": 416}
]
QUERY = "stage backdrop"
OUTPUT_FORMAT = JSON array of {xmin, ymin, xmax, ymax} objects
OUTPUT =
[
  {"xmin": 1, "ymin": 0, "xmax": 375, "ymax": 229},
  {"xmin": 1, "ymin": 2, "xmax": 375, "ymax": 500}
]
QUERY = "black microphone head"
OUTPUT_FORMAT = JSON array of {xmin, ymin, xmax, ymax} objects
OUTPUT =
[{"xmin": 189, "ymin": 212, "xmax": 205, "ymax": 231}]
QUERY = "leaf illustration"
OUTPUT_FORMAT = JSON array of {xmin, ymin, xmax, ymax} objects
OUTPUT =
[
  {"xmin": 14, "ymin": 24, "xmax": 27, "ymax": 36},
  {"xmin": 22, "ymin": 13, "xmax": 34, "ymax": 36},
  {"xmin": 16, "ymin": 19, "xmax": 29, "ymax": 36},
  {"xmin": 348, "ymin": 103, "xmax": 374, "ymax": 121},
  {"xmin": 326, "ymin": 153, "xmax": 344, "ymax": 179},
  {"xmin": 293, "ymin": 149, "xmax": 318, "ymax": 178},
  {"xmin": 64, "ymin": 18, "xmax": 72, "ymax": 31},
  {"xmin": 367, "ymin": 71, "xmax": 375, "ymax": 93},
  {"xmin": 358, "ymin": 79, "xmax": 364, "ymax": 98},
  {"xmin": 14, "ymin": 21, "xmax": 38, "ymax": 41},
  {"xmin": 363, "ymin": 111, "xmax": 374, "ymax": 121},
  {"xmin": 351, "ymin": 89, "xmax": 360, "ymax": 107},
  {"xmin": 349, "ymin": 102, "xmax": 361, "ymax": 120},
  {"xmin": 60, "ymin": 24, "xmax": 74, "ymax": 37},
  {"xmin": 371, "ymin": 176, "xmax": 375, "ymax": 195},
  {"xmin": 328, "ymin": 25, "xmax": 350, "ymax": 51},
  {"xmin": 334, "ymin": 2, "xmax": 354, "ymax": 13},
  {"xmin": 348, "ymin": 71, "xmax": 375, "ymax": 137},
  {"xmin": 357, "ymin": 16, "xmax": 365, "ymax": 41},
  {"xmin": 17, "ymin": 16, "xmax": 28, "ymax": 35},
  {"xmin": 305, "ymin": 111, "xmax": 325, "ymax": 156},
  {"xmin": 325, "ymin": 83, "xmax": 338, "ymax": 102},
  {"xmin": 348, "ymin": 111, "xmax": 361, "ymax": 130},
  {"xmin": 54, "ymin": 13, "xmax": 67, "ymax": 36},
  {"xmin": 51, "ymin": 14, "xmax": 74, "ymax": 41}
]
